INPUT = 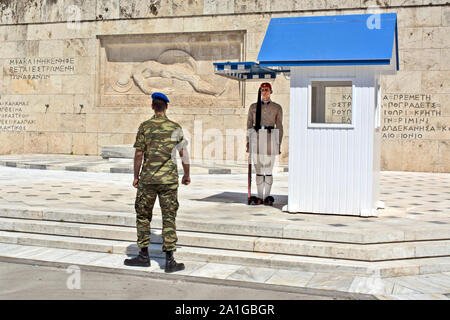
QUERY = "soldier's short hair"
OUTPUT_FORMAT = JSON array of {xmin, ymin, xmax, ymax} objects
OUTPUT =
[{"xmin": 152, "ymin": 98, "xmax": 167, "ymax": 112}]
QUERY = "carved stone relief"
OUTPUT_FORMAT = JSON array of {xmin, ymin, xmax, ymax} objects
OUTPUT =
[
  {"xmin": 97, "ymin": 31, "xmax": 244, "ymax": 107},
  {"xmin": 131, "ymin": 49, "xmax": 225, "ymax": 96}
]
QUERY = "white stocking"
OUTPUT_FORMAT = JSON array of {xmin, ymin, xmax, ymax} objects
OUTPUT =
[
  {"xmin": 256, "ymin": 175, "xmax": 264, "ymax": 199},
  {"xmin": 264, "ymin": 175, "xmax": 273, "ymax": 199}
]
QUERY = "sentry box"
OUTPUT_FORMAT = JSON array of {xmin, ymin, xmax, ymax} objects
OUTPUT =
[{"xmin": 214, "ymin": 13, "xmax": 398, "ymax": 217}]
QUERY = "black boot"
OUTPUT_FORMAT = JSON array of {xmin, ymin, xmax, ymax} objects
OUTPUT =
[
  {"xmin": 124, "ymin": 248, "xmax": 150, "ymax": 267},
  {"xmin": 165, "ymin": 251, "xmax": 185, "ymax": 273}
]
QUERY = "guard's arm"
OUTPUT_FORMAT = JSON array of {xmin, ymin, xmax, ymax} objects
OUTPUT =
[
  {"xmin": 246, "ymin": 105, "xmax": 253, "ymax": 151},
  {"xmin": 276, "ymin": 106, "xmax": 283, "ymax": 145},
  {"xmin": 275, "ymin": 106, "xmax": 283, "ymax": 154},
  {"xmin": 133, "ymin": 150, "xmax": 143, "ymax": 188}
]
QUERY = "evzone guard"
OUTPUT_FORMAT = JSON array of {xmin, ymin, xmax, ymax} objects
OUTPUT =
[{"xmin": 246, "ymin": 82, "xmax": 283, "ymax": 206}]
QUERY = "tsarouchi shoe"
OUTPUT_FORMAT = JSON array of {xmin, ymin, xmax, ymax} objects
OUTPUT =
[
  {"xmin": 264, "ymin": 196, "xmax": 274, "ymax": 206},
  {"xmin": 248, "ymin": 196, "xmax": 263, "ymax": 205}
]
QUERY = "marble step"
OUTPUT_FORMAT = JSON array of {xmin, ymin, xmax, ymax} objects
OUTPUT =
[
  {"xmin": 98, "ymin": 145, "xmax": 273, "ymax": 172},
  {"xmin": 0, "ymin": 217, "xmax": 256, "ymax": 252},
  {"xmin": 1, "ymin": 205, "xmax": 450, "ymax": 244},
  {"xmin": 2, "ymin": 229, "xmax": 450, "ymax": 278},
  {"xmin": 99, "ymin": 145, "xmax": 287, "ymax": 173},
  {"xmin": 101, "ymin": 145, "xmax": 134, "ymax": 159},
  {"xmin": 1, "ymin": 217, "xmax": 450, "ymax": 261},
  {"xmin": 0, "ymin": 159, "xmax": 286, "ymax": 175}
]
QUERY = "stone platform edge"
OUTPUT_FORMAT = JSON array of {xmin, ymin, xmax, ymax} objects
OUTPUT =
[
  {"xmin": 0, "ymin": 246, "xmax": 374, "ymax": 301},
  {"xmin": 0, "ymin": 160, "xmax": 289, "ymax": 175}
]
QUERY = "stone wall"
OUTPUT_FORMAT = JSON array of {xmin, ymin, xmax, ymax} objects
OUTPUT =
[{"xmin": 0, "ymin": 1, "xmax": 449, "ymax": 172}]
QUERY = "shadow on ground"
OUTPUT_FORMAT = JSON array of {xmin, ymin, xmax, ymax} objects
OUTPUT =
[{"xmin": 191, "ymin": 192, "xmax": 288, "ymax": 209}]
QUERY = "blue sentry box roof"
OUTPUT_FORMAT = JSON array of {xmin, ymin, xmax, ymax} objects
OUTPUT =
[{"xmin": 257, "ymin": 13, "xmax": 398, "ymax": 69}]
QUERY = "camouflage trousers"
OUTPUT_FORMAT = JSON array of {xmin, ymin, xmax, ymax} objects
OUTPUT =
[{"xmin": 135, "ymin": 183, "xmax": 179, "ymax": 252}]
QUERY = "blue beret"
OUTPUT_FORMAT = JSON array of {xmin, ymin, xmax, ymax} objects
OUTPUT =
[{"xmin": 151, "ymin": 92, "xmax": 170, "ymax": 103}]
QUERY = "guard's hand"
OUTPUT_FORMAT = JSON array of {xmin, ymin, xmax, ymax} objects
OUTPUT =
[
  {"xmin": 182, "ymin": 175, "xmax": 191, "ymax": 185},
  {"xmin": 246, "ymin": 143, "xmax": 249, "ymax": 153},
  {"xmin": 133, "ymin": 178, "xmax": 139, "ymax": 188}
]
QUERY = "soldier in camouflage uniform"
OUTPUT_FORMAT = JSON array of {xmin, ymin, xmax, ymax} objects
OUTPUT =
[{"xmin": 124, "ymin": 92, "xmax": 190, "ymax": 273}]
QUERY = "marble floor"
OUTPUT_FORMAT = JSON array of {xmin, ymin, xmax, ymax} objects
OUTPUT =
[
  {"xmin": 0, "ymin": 155, "xmax": 449, "ymax": 300},
  {"xmin": 0, "ymin": 163, "xmax": 448, "ymax": 234}
]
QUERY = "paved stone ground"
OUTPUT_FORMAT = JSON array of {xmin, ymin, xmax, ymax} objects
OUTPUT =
[
  {"xmin": 0, "ymin": 156, "xmax": 449, "ymax": 230},
  {"xmin": 0, "ymin": 155, "xmax": 449, "ymax": 300},
  {"xmin": 0, "ymin": 261, "xmax": 342, "ymax": 300}
]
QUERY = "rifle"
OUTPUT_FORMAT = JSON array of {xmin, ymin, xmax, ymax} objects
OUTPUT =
[{"xmin": 247, "ymin": 87, "xmax": 262, "ymax": 205}]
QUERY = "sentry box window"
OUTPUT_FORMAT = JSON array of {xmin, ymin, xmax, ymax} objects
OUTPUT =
[{"xmin": 309, "ymin": 80, "xmax": 354, "ymax": 128}]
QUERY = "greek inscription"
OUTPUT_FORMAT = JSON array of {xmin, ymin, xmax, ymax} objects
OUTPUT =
[
  {"xmin": 7, "ymin": 58, "xmax": 75, "ymax": 80},
  {"xmin": 0, "ymin": 96, "xmax": 35, "ymax": 132},
  {"xmin": 325, "ymin": 89, "xmax": 352, "ymax": 124},
  {"xmin": 381, "ymin": 93, "xmax": 447, "ymax": 140}
]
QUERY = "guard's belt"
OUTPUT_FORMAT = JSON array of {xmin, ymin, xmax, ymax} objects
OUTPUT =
[{"xmin": 254, "ymin": 126, "xmax": 275, "ymax": 132}]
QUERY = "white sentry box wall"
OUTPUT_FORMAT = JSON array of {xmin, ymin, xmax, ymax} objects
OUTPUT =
[{"xmin": 286, "ymin": 66, "xmax": 383, "ymax": 216}]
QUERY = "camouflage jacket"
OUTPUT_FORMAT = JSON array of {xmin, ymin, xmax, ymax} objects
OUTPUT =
[{"xmin": 133, "ymin": 114, "xmax": 187, "ymax": 185}]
